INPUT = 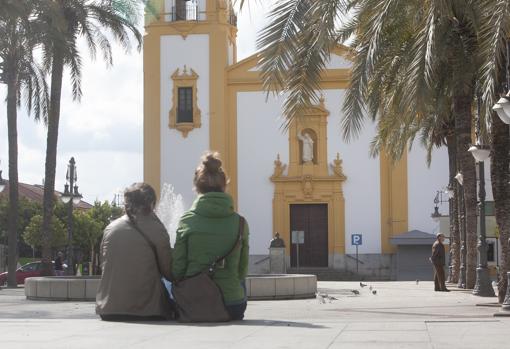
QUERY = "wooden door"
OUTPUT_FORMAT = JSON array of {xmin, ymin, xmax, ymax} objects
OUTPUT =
[{"xmin": 290, "ymin": 204, "xmax": 328, "ymax": 267}]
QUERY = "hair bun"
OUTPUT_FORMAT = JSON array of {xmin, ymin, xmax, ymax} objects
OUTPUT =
[{"xmin": 203, "ymin": 153, "xmax": 222, "ymax": 172}]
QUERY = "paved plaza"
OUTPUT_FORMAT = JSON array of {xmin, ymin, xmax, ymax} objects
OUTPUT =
[{"xmin": 0, "ymin": 281, "xmax": 508, "ymax": 348}]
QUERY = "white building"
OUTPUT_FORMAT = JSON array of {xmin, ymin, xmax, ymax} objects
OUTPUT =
[{"xmin": 143, "ymin": 0, "xmax": 462, "ymax": 278}]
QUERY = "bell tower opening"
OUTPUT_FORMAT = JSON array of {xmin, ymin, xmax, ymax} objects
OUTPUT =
[{"xmin": 173, "ymin": 0, "xmax": 198, "ymax": 21}]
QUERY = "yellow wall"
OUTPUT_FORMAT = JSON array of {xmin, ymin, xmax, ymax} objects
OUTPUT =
[{"xmin": 380, "ymin": 151, "xmax": 409, "ymax": 253}]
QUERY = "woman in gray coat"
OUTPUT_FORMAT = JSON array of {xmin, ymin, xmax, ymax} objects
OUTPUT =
[{"xmin": 96, "ymin": 183, "xmax": 173, "ymax": 321}]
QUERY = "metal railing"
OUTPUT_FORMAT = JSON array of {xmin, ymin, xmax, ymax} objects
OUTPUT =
[
  {"xmin": 171, "ymin": 4, "xmax": 199, "ymax": 22},
  {"xmin": 156, "ymin": 5, "xmax": 237, "ymax": 26}
]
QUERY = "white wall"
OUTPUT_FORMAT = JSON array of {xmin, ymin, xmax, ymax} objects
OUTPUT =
[
  {"xmin": 160, "ymin": 34, "xmax": 210, "ymax": 209},
  {"xmin": 326, "ymin": 53, "xmax": 352, "ymax": 69},
  {"xmin": 237, "ymin": 92, "xmax": 289, "ymax": 255},
  {"xmin": 237, "ymin": 90, "xmax": 382, "ymax": 255},
  {"xmin": 407, "ymin": 144, "xmax": 449, "ymax": 234},
  {"xmin": 324, "ymin": 90, "xmax": 382, "ymax": 254}
]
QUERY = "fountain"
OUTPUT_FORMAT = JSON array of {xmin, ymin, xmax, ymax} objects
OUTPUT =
[
  {"xmin": 156, "ymin": 183, "xmax": 185, "ymax": 245},
  {"xmin": 25, "ymin": 183, "xmax": 316, "ymax": 301}
]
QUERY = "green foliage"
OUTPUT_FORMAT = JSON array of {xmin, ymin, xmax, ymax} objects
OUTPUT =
[
  {"xmin": 72, "ymin": 211, "xmax": 103, "ymax": 251},
  {"xmin": 0, "ymin": 197, "xmax": 42, "ymax": 242},
  {"xmin": 23, "ymin": 214, "xmax": 66, "ymax": 249},
  {"xmin": 88, "ymin": 200, "xmax": 124, "ymax": 231}
]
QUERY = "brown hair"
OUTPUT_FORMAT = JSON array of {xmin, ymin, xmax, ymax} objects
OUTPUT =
[
  {"xmin": 124, "ymin": 183, "xmax": 157, "ymax": 218},
  {"xmin": 194, "ymin": 152, "xmax": 228, "ymax": 194}
]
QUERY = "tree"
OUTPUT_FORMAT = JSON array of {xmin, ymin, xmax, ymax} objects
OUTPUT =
[
  {"xmin": 23, "ymin": 214, "xmax": 66, "ymax": 250},
  {"xmin": 88, "ymin": 200, "xmax": 124, "ymax": 231},
  {"xmin": 36, "ymin": 0, "xmax": 142, "ymax": 275},
  {"xmin": 72, "ymin": 211, "xmax": 102, "ymax": 273},
  {"xmin": 0, "ymin": 0, "xmax": 49, "ymax": 287},
  {"xmin": 477, "ymin": 0, "xmax": 510, "ymax": 304}
]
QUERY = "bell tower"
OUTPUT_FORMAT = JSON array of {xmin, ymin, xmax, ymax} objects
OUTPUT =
[{"xmin": 144, "ymin": 0, "xmax": 238, "ymax": 205}]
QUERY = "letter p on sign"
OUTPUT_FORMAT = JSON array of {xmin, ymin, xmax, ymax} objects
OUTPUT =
[{"xmin": 351, "ymin": 234, "xmax": 362, "ymax": 246}]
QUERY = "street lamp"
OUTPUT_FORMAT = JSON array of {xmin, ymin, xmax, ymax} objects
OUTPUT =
[
  {"xmin": 430, "ymin": 191, "xmax": 445, "ymax": 223},
  {"xmin": 471, "ymin": 92, "xmax": 496, "ymax": 297},
  {"xmin": 456, "ymin": 172, "xmax": 467, "ymax": 289},
  {"xmin": 60, "ymin": 157, "xmax": 83, "ymax": 276},
  {"xmin": 492, "ymin": 92, "xmax": 510, "ymax": 124},
  {"xmin": 445, "ymin": 185, "xmax": 454, "ymax": 199}
]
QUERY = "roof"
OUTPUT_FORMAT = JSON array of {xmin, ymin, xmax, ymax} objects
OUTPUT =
[
  {"xmin": 227, "ymin": 44, "xmax": 353, "ymax": 87},
  {"xmin": 390, "ymin": 230, "xmax": 438, "ymax": 246},
  {"xmin": 0, "ymin": 181, "xmax": 93, "ymax": 210}
]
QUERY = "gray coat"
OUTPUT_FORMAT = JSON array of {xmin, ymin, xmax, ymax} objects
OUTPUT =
[{"xmin": 95, "ymin": 213, "xmax": 173, "ymax": 318}]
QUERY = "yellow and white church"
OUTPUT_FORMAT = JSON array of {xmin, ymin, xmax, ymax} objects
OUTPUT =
[{"xmin": 143, "ymin": 0, "xmax": 452, "ymax": 278}]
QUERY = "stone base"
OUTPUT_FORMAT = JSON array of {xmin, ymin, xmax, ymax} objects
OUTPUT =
[
  {"xmin": 246, "ymin": 274, "xmax": 317, "ymax": 300},
  {"xmin": 473, "ymin": 267, "xmax": 496, "ymax": 297},
  {"xmin": 332, "ymin": 253, "xmax": 396, "ymax": 280},
  {"xmin": 25, "ymin": 276, "xmax": 100, "ymax": 301}
]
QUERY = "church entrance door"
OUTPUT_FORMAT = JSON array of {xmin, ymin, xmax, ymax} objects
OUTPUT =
[{"xmin": 290, "ymin": 204, "xmax": 328, "ymax": 268}]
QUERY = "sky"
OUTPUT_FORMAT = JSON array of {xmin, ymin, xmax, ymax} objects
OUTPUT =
[{"xmin": 0, "ymin": 2, "xmax": 270, "ymax": 204}]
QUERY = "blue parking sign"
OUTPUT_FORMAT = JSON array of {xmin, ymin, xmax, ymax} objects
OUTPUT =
[{"xmin": 351, "ymin": 234, "xmax": 362, "ymax": 246}]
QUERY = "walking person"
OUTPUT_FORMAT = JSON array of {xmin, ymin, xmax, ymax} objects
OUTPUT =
[
  {"xmin": 54, "ymin": 252, "xmax": 65, "ymax": 276},
  {"xmin": 96, "ymin": 183, "xmax": 174, "ymax": 321},
  {"xmin": 430, "ymin": 233, "xmax": 449, "ymax": 292},
  {"xmin": 172, "ymin": 152, "xmax": 250, "ymax": 321}
]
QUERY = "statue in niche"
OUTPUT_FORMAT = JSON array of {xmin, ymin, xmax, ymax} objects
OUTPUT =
[{"xmin": 297, "ymin": 131, "xmax": 314, "ymax": 163}]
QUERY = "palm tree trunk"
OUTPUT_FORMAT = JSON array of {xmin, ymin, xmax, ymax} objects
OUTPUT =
[
  {"xmin": 490, "ymin": 113, "xmax": 510, "ymax": 303},
  {"xmin": 447, "ymin": 134, "xmax": 460, "ymax": 284},
  {"xmin": 6, "ymin": 72, "xmax": 19, "ymax": 288},
  {"xmin": 41, "ymin": 48, "xmax": 65, "ymax": 276},
  {"xmin": 454, "ymin": 94, "xmax": 477, "ymax": 289}
]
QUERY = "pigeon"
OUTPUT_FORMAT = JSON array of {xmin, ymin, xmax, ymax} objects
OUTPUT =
[
  {"xmin": 316, "ymin": 292, "xmax": 326, "ymax": 304},
  {"xmin": 369, "ymin": 285, "xmax": 373, "ymax": 291},
  {"xmin": 372, "ymin": 290, "xmax": 377, "ymax": 295},
  {"xmin": 326, "ymin": 296, "xmax": 338, "ymax": 303},
  {"xmin": 416, "ymin": 279, "xmax": 420, "ymax": 285},
  {"xmin": 360, "ymin": 282, "xmax": 368, "ymax": 288},
  {"xmin": 351, "ymin": 290, "xmax": 360, "ymax": 295}
]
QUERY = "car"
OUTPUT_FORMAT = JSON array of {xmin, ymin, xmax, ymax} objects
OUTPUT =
[{"xmin": 0, "ymin": 261, "xmax": 55, "ymax": 286}]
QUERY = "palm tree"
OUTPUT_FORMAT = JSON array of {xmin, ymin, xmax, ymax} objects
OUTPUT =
[
  {"xmin": 478, "ymin": 0, "xmax": 510, "ymax": 304},
  {"xmin": 0, "ymin": 0, "xmax": 49, "ymax": 287},
  {"xmin": 35, "ymin": 0, "xmax": 142, "ymax": 275},
  {"xmin": 256, "ymin": 0, "xmax": 485, "ymax": 288}
]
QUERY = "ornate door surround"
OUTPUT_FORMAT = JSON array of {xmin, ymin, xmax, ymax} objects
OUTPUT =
[{"xmin": 270, "ymin": 98, "xmax": 347, "ymax": 264}]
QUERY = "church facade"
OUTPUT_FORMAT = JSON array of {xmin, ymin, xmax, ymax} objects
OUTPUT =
[{"xmin": 143, "ymin": 0, "xmax": 451, "ymax": 278}]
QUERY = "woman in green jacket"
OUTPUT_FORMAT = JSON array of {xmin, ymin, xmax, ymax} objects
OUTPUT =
[{"xmin": 172, "ymin": 152, "xmax": 250, "ymax": 320}]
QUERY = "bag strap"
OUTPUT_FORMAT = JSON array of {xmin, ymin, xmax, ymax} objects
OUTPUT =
[
  {"xmin": 127, "ymin": 215, "xmax": 163, "ymax": 276},
  {"xmin": 211, "ymin": 216, "xmax": 245, "ymax": 268}
]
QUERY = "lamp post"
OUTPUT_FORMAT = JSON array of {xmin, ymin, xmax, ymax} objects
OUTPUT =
[
  {"xmin": 470, "ymin": 92, "xmax": 496, "ymax": 297},
  {"xmin": 60, "ymin": 157, "xmax": 82, "ymax": 276},
  {"xmin": 456, "ymin": 172, "xmax": 467, "ymax": 289}
]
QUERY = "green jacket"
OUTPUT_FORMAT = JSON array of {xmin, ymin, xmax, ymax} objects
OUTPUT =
[{"xmin": 172, "ymin": 192, "xmax": 250, "ymax": 305}]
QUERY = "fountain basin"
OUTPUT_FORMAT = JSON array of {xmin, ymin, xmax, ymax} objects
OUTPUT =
[
  {"xmin": 246, "ymin": 274, "xmax": 317, "ymax": 300},
  {"xmin": 25, "ymin": 276, "xmax": 100, "ymax": 301},
  {"xmin": 25, "ymin": 274, "xmax": 317, "ymax": 301}
]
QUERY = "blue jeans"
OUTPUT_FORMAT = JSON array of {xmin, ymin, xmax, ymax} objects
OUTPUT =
[
  {"xmin": 161, "ymin": 278, "xmax": 174, "ymax": 300},
  {"xmin": 226, "ymin": 301, "xmax": 247, "ymax": 321}
]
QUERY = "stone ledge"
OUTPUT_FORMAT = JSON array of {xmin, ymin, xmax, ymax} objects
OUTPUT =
[
  {"xmin": 246, "ymin": 274, "xmax": 317, "ymax": 300},
  {"xmin": 25, "ymin": 277, "xmax": 100, "ymax": 301},
  {"xmin": 25, "ymin": 274, "xmax": 317, "ymax": 302}
]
